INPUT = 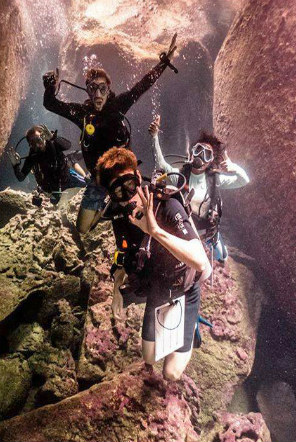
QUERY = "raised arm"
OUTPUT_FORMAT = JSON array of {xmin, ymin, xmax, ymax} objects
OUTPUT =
[
  {"xmin": 54, "ymin": 136, "xmax": 72, "ymax": 152},
  {"xmin": 149, "ymin": 116, "xmax": 179, "ymax": 186},
  {"xmin": 14, "ymin": 156, "xmax": 34, "ymax": 182},
  {"xmin": 7, "ymin": 146, "xmax": 33, "ymax": 182},
  {"xmin": 219, "ymin": 160, "xmax": 250, "ymax": 190},
  {"xmin": 43, "ymin": 70, "xmax": 86, "ymax": 129},
  {"xmin": 116, "ymin": 34, "xmax": 177, "ymax": 114},
  {"xmin": 130, "ymin": 187, "xmax": 210, "ymax": 274}
]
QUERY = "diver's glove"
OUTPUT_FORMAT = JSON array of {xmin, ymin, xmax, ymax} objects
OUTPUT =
[
  {"xmin": 7, "ymin": 146, "xmax": 21, "ymax": 167},
  {"xmin": 43, "ymin": 68, "xmax": 59, "ymax": 89},
  {"xmin": 39, "ymin": 124, "xmax": 54, "ymax": 141}
]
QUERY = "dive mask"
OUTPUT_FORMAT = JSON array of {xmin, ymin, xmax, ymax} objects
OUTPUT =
[
  {"xmin": 29, "ymin": 134, "xmax": 46, "ymax": 149},
  {"xmin": 108, "ymin": 172, "xmax": 140, "ymax": 202},
  {"xmin": 86, "ymin": 81, "xmax": 109, "ymax": 97},
  {"xmin": 191, "ymin": 143, "xmax": 214, "ymax": 168}
]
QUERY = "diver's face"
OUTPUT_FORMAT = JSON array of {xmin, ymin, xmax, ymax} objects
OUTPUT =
[
  {"xmin": 191, "ymin": 143, "xmax": 213, "ymax": 175},
  {"xmin": 30, "ymin": 130, "xmax": 46, "ymax": 152},
  {"xmin": 108, "ymin": 169, "xmax": 142, "ymax": 207},
  {"xmin": 87, "ymin": 77, "xmax": 109, "ymax": 111}
]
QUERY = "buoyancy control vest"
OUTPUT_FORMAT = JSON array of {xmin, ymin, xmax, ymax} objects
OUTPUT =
[
  {"xmin": 111, "ymin": 171, "xmax": 199, "ymax": 297},
  {"xmin": 177, "ymin": 163, "xmax": 222, "ymax": 242}
]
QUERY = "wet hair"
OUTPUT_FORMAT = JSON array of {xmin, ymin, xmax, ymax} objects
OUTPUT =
[
  {"xmin": 96, "ymin": 147, "xmax": 137, "ymax": 188},
  {"xmin": 195, "ymin": 131, "xmax": 225, "ymax": 167},
  {"xmin": 26, "ymin": 125, "xmax": 43, "ymax": 143},
  {"xmin": 85, "ymin": 68, "xmax": 111, "ymax": 86}
]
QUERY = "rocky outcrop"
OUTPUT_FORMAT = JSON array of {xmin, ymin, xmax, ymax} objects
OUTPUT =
[
  {"xmin": 0, "ymin": 364, "xmax": 201, "ymax": 442},
  {"xmin": 0, "ymin": 0, "xmax": 35, "ymax": 157},
  {"xmin": 0, "ymin": 189, "xmax": 33, "ymax": 228},
  {"xmin": 0, "ymin": 356, "xmax": 32, "ymax": 420},
  {"xmin": 257, "ymin": 381, "xmax": 296, "ymax": 442},
  {"xmin": 214, "ymin": 0, "xmax": 296, "ymax": 326},
  {"xmin": 214, "ymin": 412, "xmax": 271, "ymax": 442},
  {"xmin": 0, "ymin": 189, "xmax": 269, "ymax": 441},
  {"xmin": 8, "ymin": 322, "xmax": 45, "ymax": 354}
]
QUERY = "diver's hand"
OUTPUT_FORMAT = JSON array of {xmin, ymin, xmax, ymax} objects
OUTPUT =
[
  {"xmin": 220, "ymin": 151, "xmax": 237, "ymax": 173},
  {"xmin": 40, "ymin": 124, "xmax": 53, "ymax": 141},
  {"xmin": 7, "ymin": 146, "xmax": 21, "ymax": 167},
  {"xmin": 43, "ymin": 68, "xmax": 59, "ymax": 89},
  {"xmin": 166, "ymin": 33, "xmax": 177, "ymax": 60},
  {"xmin": 112, "ymin": 291, "xmax": 124, "ymax": 320},
  {"xmin": 148, "ymin": 115, "xmax": 161, "ymax": 138},
  {"xmin": 129, "ymin": 186, "xmax": 159, "ymax": 236}
]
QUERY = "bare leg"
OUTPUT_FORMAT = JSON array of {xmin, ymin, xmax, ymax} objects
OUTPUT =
[
  {"xmin": 76, "ymin": 207, "xmax": 101, "ymax": 233},
  {"xmin": 142, "ymin": 337, "xmax": 193, "ymax": 381},
  {"xmin": 162, "ymin": 348, "xmax": 193, "ymax": 381},
  {"xmin": 142, "ymin": 339, "xmax": 157, "ymax": 365},
  {"xmin": 73, "ymin": 162, "xmax": 86, "ymax": 178}
]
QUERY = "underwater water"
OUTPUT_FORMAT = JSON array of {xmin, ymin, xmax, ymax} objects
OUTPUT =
[{"xmin": 0, "ymin": 1, "xmax": 295, "ymax": 441}]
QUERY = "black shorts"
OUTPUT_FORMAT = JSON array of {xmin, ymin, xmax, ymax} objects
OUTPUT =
[{"xmin": 141, "ymin": 282, "xmax": 200, "ymax": 352}]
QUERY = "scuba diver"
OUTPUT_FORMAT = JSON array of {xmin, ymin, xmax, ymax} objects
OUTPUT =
[
  {"xmin": 148, "ymin": 115, "xmax": 250, "ymax": 263},
  {"xmin": 7, "ymin": 125, "xmax": 87, "ymax": 205},
  {"xmin": 42, "ymin": 34, "xmax": 178, "ymax": 233},
  {"xmin": 96, "ymin": 146, "xmax": 211, "ymax": 380}
]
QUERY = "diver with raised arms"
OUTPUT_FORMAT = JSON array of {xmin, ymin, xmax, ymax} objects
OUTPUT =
[
  {"xmin": 148, "ymin": 115, "xmax": 250, "ymax": 263},
  {"xmin": 95, "ymin": 146, "xmax": 211, "ymax": 380},
  {"xmin": 42, "ymin": 34, "xmax": 178, "ymax": 233},
  {"xmin": 7, "ymin": 124, "xmax": 86, "ymax": 205}
]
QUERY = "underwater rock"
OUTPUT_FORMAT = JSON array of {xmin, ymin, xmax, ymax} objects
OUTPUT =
[
  {"xmin": 0, "ymin": 0, "xmax": 35, "ymax": 157},
  {"xmin": 36, "ymin": 275, "xmax": 81, "ymax": 328},
  {"xmin": 8, "ymin": 322, "xmax": 45, "ymax": 354},
  {"xmin": 0, "ymin": 356, "xmax": 32, "ymax": 420},
  {"xmin": 49, "ymin": 299, "xmax": 84, "ymax": 351},
  {"xmin": 0, "ymin": 189, "xmax": 33, "ymax": 228},
  {"xmin": 256, "ymin": 381, "xmax": 296, "ymax": 442},
  {"xmin": 58, "ymin": 1, "xmax": 217, "ymax": 159},
  {"xmin": 0, "ymin": 192, "xmax": 82, "ymax": 324},
  {"xmin": 214, "ymin": 412, "xmax": 271, "ymax": 442},
  {"xmin": 187, "ymin": 254, "xmax": 265, "ymax": 435},
  {"xmin": 0, "ymin": 364, "xmax": 200, "ymax": 442},
  {"xmin": 214, "ymin": 0, "xmax": 296, "ymax": 326},
  {"xmin": 78, "ymin": 286, "xmax": 143, "ymax": 383},
  {"xmin": 28, "ymin": 343, "xmax": 78, "ymax": 406},
  {"xmin": 0, "ymin": 189, "xmax": 268, "ymax": 439}
]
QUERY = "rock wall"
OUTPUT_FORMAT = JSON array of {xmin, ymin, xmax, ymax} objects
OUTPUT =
[
  {"xmin": 0, "ymin": 0, "xmax": 35, "ymax": 158},
  {"xmin": 214, "ymin": 0, "xmax": 296, "ymax": 324},
  {"xmin": 55, "ymin": 0, "xmax": 242, "ymax": 168},
  {"xmin": 0, "ymin": 189, "xmax": 268, "ymax": 441}
]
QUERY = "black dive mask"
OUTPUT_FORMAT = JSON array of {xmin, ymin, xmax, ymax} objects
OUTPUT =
[
  {"xmin": 29, "ymin": 134, "xmax": 46, "ymax": 150},
  {"xmin": 86, "ymin": 81, "xmax": 109, "ymax": 97},
  {"xmin": 108, "ymin": 172, "xmax": 140, "ymax": 202},
  {"xmin": 191, "ymin": 143, "xmax": 214, "ymax": 169}
]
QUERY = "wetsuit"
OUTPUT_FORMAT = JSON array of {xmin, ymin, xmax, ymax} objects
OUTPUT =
[
  {"xmin": 151, "ymin": 133, "xmax": 250, "ymax": 261},
  {"xmin": 13, "ymin": 136, "xmax": 85, "ymax": 194},
  {"xmin": 44, "ymin": 60, "xmax": 169, "ymax": 211},
  {"xmin": 112, "ymin": 197, "xmax": 200, "ymax": 352}
]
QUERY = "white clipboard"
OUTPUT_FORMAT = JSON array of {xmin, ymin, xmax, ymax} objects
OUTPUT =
[{"xmin": 154, "ymin": 295, "xmax": 185, "ymax": 361}]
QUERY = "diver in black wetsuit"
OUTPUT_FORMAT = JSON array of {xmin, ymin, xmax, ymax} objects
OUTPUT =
[
  {"xmin": 42, "ymin": 34, "xmax": 177, "ymax": 233},
  {"xmin": 7, "ymin": 125, "xmax": 86, "ymax": 204}
]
